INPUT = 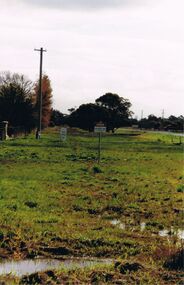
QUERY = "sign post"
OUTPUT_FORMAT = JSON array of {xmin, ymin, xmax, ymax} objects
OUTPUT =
[
  {"xmin": 94, "ymin": 123, "xmax": 106, "ymax": 163},
  {"xmin": 60, "ymin": 127, "xmax": 67, "ymax": 142}
]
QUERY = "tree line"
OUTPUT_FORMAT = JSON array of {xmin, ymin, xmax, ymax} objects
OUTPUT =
[
  {"xmin": 139, "ymin": 115, "xmax": 183, "ymax": 131},
  {"xmin": 51, "ymin": 100, "xmax": 183, "ymax": 132},
  {"xmin": 0, "ymin": 71, "xmax": 183, "ymax": 134},
  {"xmin": 0, "ymin": 72, "xmax": 52, "ymax": 135}
]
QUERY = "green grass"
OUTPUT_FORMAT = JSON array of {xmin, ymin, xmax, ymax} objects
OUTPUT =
[{"xmin": 0, "ymin": 127, "xmax": 183, "ymax": 282}]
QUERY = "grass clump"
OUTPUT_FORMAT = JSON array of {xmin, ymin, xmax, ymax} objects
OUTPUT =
[
  {"xmin": 177, "ymin": 184, "xmax": 184, "ymax": 193},
  {"xmin": 115, "ymin": 261, "xmax": 144, "ymax": 274},
  {"xmin": 24, "ymin": 201, "xmax": 38, "ymax": 208},
  {"xmin": 92, "ymin": 165, "xmax": 103, "ymax": 174}
]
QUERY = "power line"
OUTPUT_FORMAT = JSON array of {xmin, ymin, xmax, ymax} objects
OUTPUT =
[{"xmin": 34, "ymin": 47, "xmax": 47, "ymax": 139}]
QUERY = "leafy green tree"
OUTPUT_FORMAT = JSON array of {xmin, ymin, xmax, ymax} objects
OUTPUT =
[
  {"xmin": 140, "ymin": 114, "xmax": 164, "ymax": 130},
  {"xmin": 166, "ymin": 115, "xmax": 184, "ymax": 131},
  {"xmin": 50, "ymin": 109, "xmax": 64, "ymax": 126},
  {"xmin": 66, "ymin": 103, "xmax": 107, "ymax": 131},
  {"xmin": 139, "ymin": 115, "xmax": 184, "ymax": 131},
  {"xmin": 0, "ymin": 72, "xmax": 35, "ymax": 133},
  {"xmin": 95, "ymin": 93, "xmax": 132, "ymax": 132}
]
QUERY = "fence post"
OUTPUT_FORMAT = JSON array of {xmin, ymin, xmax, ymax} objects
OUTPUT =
[{"xmin": 0, "ymin": 121, "xmax": 8, "ymax": 141}]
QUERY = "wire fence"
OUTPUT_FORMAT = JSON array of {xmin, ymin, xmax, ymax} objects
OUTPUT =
[
  {"xmin": 7, "ymin": 126, "xmax": 30, "ymax": 138},
  {"xmin": 0, "ymin": 123, "xmax": 183, "ymax": 145},
  {"xmin": 0, "ymin": 122, "xmax": 33, "ymax": 140}
]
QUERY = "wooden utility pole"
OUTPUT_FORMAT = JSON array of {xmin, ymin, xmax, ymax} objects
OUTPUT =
[{"xmin": 34, "ymin": 47, "xmax": 47, "ymax": 139}]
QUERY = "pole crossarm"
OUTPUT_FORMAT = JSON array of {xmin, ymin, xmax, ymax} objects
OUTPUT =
[{"xmin": 34, "ymin": 48, "xmax": 47, "ymax": 52}]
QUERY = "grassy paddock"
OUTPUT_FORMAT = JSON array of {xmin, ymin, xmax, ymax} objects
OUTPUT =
[{"xmin": 0, "ymin": 128, "xmax": 183, "ymax": 283}]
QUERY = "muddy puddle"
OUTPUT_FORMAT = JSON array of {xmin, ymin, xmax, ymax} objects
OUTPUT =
[
  {"xmin": 110, "ymin": 220, "xmax": 184, "ymax": 240},
  {"xmin": 0, "ymin": 258, "xmax": 112, "ymax": 277}
]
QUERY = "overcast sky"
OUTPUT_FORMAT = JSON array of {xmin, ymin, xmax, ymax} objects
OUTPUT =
[{"xmin": 0, "ymin": 0, "xmax": 183, "ymax": 117}]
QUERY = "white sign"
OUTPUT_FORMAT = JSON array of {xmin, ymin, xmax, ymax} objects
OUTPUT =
[
  {"xmin": 94, "ymin": 124, "xmax": 106, "ymax": 133},
  {"xmin": 60, "ymin": 128, "xmax": 67, "ymax": 141}
]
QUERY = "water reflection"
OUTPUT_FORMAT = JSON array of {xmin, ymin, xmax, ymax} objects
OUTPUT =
[{"xmin": 0, "ymin": 258, "xmax": 112, "ymax": 277}]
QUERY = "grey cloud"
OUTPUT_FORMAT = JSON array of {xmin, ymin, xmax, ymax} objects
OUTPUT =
[{"xmin": 22, "ymin": 0, "xmax": 147, "ymax": 10}]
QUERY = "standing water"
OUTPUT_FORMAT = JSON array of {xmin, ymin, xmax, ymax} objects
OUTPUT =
[
  {"xmin": 0, "ymin": 258, "xmax": 112, "ymax": 277},
  {"xmin": 110, "ymin": 219, "xmax": 184, "ymax": 240}
]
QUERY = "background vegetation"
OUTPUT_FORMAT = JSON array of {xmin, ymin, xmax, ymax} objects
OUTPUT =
[{"xmin": 0, "ymin": 72, "xmax": 53, "ymax": 135}]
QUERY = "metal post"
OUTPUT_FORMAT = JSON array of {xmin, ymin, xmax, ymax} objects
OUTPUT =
[
  {"xmin": 98, "ymin": 132, "xmax": 101, "ymax": 163},
  {"xmin": 34, "ymin": 47, "xmax": 46, "ymax": 139}
]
